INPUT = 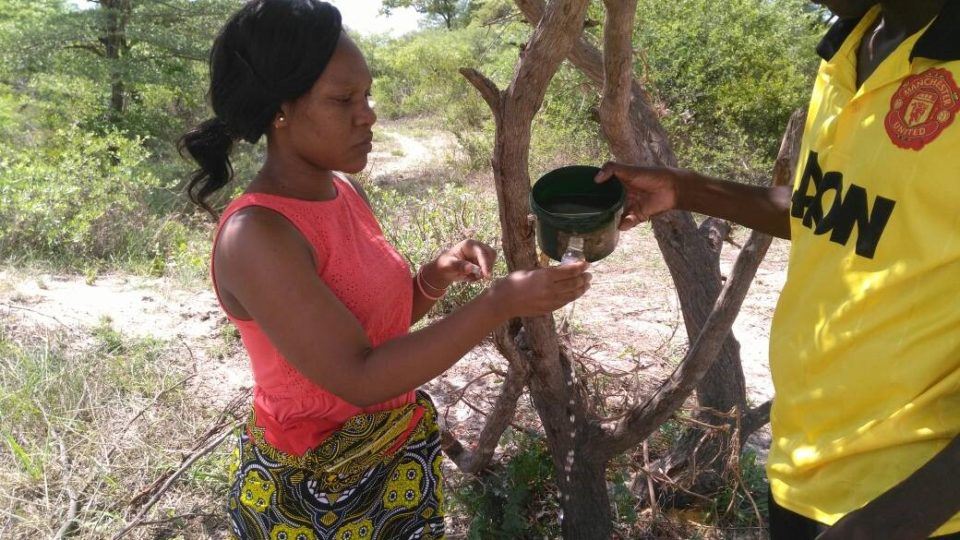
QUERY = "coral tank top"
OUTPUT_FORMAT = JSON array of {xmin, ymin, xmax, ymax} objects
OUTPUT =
[{"xmin": 211, "ymin": 174, "xmax": 417, "ymax": 455}]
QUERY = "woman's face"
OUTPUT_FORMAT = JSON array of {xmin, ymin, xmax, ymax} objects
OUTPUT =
[{"xmin": 280, "ymin": 34, "xmax": 377, "ymax": 174}]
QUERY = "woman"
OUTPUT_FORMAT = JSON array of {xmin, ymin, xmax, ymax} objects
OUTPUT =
[{"xmin": 179, "ymin": 1, "xmax": 592, "ymax": 538}]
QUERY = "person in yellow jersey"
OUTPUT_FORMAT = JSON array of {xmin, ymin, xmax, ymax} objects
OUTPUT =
[{"xmin": 596, "ymin": 1, "xmax": 959, "ymax": 538}]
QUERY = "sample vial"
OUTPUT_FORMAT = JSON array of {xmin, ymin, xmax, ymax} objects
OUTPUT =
[{"xmin": 561, "ymin": 236, "xmax": 585, "ymax": 265}]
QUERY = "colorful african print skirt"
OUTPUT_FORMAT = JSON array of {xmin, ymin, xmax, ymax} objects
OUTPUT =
[{"xmin": 227, "ymin": 391, "xmax": 445, "ymax": 540}]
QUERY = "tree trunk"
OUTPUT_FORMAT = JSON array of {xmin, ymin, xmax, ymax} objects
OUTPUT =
[
  {"xmin": 460, "ymin": 2, "xmax": 610, "ymax": 536},
  {"xmin": 527, "ymin": 351, "xmax": 613, "ymax": 539},
  {"xmin": 459, "ymin": 3, "xmax": 797, "ymax": 536},
  {"xmin": 516, "ymin": 0, "xmax": 753, "ymax": 474},
  {"xmin": 102, "ymin": 0, "xmax": 131, "ymax": 121}
]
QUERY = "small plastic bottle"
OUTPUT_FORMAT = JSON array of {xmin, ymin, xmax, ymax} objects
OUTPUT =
[{"xmin": 561, "ymin": 236, "xmax": 585, "ymax": 265}]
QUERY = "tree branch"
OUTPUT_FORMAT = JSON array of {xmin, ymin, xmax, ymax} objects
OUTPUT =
[
  {"xmin": 599, "ymin": 0, "xmax": 639, "ymax": 160},
  {"xmin": 698, "ymin": 217, "xmax": 733, "ymax": 259},
  {"xmin": 459, "ymin": 67, "xmax": 502, "ymax": 116},
  {"xmin": 441, "ymin": 325, "xmax": 533, "ymax": 474},
  {"xmin": 111, "ymin": 422, "xmax": 239, "ymax": 540},
  {"xmin": 514, "ymin": 0, "xmax": 604, "ymax": 84},
  {"xmin": 599, "ymin": 109, "xmax": 806, "ymax": 460},
  {"xmin": 64, "ymin": 43, "xmax": 106, "ymax": 57},
  {"xmin": 601, "ymin": 233, "xmax": 769, "ymax": 458},
  {"xmin": 742, "ymin": 399, "xmax": 773, "ymax": 441},
  {"xmin": 505, "ymin": 0, "xmax": 591, "ymax": 119}
]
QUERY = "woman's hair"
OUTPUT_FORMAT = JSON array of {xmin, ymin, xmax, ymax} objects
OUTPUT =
[{"xmin": 178, "ymin": 0, "xmax": 343, "ymax": 216}]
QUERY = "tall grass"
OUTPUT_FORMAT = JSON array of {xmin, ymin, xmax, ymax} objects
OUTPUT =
[{"xmin": 0, "ymin": 317, "xmax": 240, "ymax": 538}]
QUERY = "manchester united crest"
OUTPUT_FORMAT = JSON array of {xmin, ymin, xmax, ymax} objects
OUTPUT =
[{"xmin": 885, "ymin": 68, "xmax": 960, "ymax": 151}]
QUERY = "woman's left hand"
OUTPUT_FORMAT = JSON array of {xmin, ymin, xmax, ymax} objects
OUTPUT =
[{"xmin": 425, "ymin": 239, "xmax": 497, "ymax": 289}]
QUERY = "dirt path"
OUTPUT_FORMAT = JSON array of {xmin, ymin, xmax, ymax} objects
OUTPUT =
[{"xmin": 365, "ymin": 122, "xmax": 458, "ymax": 182}]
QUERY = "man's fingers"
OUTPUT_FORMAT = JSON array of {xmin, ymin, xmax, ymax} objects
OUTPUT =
[
  {"xmin": 619, "ymin": 213, "xmax": 642, "ymax": 231},
  {"xmin": 595, "ymin": 161, "xmax": 623, "ymax": 183}
]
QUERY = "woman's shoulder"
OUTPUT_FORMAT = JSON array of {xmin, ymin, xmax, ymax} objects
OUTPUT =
[{"xmin": 218, "ymin": 204, "xmax": 308, "ymax": 256}]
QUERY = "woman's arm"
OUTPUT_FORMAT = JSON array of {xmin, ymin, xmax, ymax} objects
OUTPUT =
[{"xmin": 216, "ymin": 207, "xmax": 590, "ymax": 407}]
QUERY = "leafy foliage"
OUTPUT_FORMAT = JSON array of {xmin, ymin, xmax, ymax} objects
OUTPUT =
[
  {"xmin": 0, "ymin": 127, "xmax": 156, "ymax": 260},
  {"xmin": 381, "ymin": 0, "xmax": 472, "ymax": 29},
  {"xmin": 0, "ymin": 0, "xmax": 240, "ymax": 138},
  {"xmin": 366, "ymin": 179, "xmax": 505, "ymax": 314},
  {"xmin": 451, "ymin": 431, "xmax": 562, "ymax": 539},
  {"xmin": 634, "ymin": 0, "xmax": 824, "ymax": 182}
]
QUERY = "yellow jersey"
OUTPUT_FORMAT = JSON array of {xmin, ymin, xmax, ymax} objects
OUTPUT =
[{"xmin": 768, "ymin": 4, "xmax": 960, "ymax": 536}]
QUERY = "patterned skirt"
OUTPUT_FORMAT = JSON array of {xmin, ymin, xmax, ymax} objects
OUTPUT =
[{"xmin": 227, "ymin": 391, "xmax": 445, "ymax": 540}]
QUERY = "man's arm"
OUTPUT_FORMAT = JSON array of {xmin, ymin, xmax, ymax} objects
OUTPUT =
[
  {"xmin": 819, "ymin": 435, "xmax": 960, "ymax": 540},
  {"xmin": 594, "ymin": 163, "xmax": 793, "ymax": 239}
]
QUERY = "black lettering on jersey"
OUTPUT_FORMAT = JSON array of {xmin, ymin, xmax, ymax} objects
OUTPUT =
[{"xmin": 791, "ymin": 151, "xmax": 896, "ymax": 259}]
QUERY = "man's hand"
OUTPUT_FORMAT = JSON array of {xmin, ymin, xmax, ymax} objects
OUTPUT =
[
  {"xmin": 595, "ymin": 160, "xmax": 794, "ymax": 239},
  {"xmin": 594, "ymin": 161, "xmax": 685, "ymax": 230}
]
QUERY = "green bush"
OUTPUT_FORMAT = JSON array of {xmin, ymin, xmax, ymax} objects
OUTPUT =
[
  {"xmin": 0, "ymin": 125, "xmax": 210, "ymax": 279},
  {"xmin": 0, "ymin": 127, "xmax": 155, "ymax": 259},
  {"xmin": 634, "ymin": 0, "xmax": 824, "ymax": 182},
  {"xmin": 451, "ymin": 431, "xmax": 562, "ymax": 539},
  {"xmin": 366, "ymin": 27, "xmax": 507, "ymax": 124},
  {"xmin": 363, "ymin": 23, "xmax": 610, "ymax": 173}
]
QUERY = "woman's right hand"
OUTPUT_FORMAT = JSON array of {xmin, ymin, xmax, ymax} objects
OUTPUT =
[{"xmin": 490, "ymin": 261, "xmax": 592, "ymax": 318}]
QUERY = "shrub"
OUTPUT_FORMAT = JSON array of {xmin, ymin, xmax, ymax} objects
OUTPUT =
[{"xmin": 0, "ymin": 125, "xmax": 209, "ymax": 280}]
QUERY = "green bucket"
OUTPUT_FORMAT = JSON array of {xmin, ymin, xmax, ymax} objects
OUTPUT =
[{"xmin": 530, "ymin": 165, "xmax": 626, "ymax": 263}]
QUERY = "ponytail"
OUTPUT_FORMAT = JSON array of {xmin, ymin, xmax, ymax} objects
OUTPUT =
[
  {"xmin": 181, "ymin": 0, "xmax": 343, "ymax": 217},
  {"xmin": 178, "ymin": 118, "xmax": 235, "ymax": 218}
]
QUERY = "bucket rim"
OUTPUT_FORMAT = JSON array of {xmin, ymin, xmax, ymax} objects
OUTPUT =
[{"xmin": 530, "ymin": 165, "xmax": 626, "ymax": 223}]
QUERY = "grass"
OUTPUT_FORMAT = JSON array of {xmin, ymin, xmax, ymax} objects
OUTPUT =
[
  {"xmin": 0, "ymin": 316, "xmax": 241, "ymax": 538},
  {"xmin": 0, "ymin": 214, "xmax": 214, "ymax": 291}
]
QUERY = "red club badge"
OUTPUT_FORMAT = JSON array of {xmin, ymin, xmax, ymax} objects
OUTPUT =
[{"xmin": 885, "ymin": 68, "xmax": 960, "ymax": 151}]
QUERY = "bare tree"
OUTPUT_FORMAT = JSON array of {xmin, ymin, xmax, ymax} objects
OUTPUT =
[{"xmin": 442, "ymin": 1, "xmax": 805, "ymax": 537}]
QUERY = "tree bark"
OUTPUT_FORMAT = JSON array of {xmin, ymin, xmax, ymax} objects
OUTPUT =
[
  {"xmin": 516, "ymin": 0, "xmax": 750, "ymax": 453},
  {"xmin": 440, "ymin": 325, "xmax": 531, "ymax": 474},
  {"xmin": 462, "ymin": 1, "xmax": 619, "ymax": 537},
  {"xmin": 101, "ymin": 0, "xmax": 131, "ymax": 121}
]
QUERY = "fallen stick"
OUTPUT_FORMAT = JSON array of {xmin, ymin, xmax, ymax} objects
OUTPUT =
[{"xmin": 110, "ymin": 421, "xmax": 240, "ymax": 540}]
